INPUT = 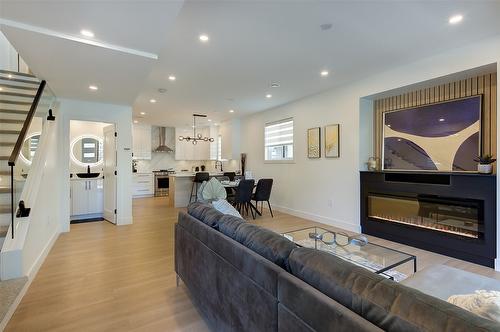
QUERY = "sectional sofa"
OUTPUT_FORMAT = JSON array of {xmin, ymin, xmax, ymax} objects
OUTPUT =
[{"xmin": 174, "ymin": 202, "xmax": 500, "ymax": 332}]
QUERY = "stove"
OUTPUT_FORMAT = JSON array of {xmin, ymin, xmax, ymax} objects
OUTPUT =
[{"xmin": 153, "ymin": 170, "xmax": 175, "ymax": 196}]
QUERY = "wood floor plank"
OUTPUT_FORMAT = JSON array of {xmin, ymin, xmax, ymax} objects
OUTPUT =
[{"xmin": 6, "ymin": 197, "xmax": 500, "ymax": 331}]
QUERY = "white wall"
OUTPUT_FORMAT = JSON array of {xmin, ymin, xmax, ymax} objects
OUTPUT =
[
  {"xmin": 57, "ymin": 98, "xmax": 133, "ymax": 231},
  {"xmin": 240, "ymin": 35, "xmax": 500, "ymax": 244},
  {"xmin": 0, "ymin": 31, "xmax": 18, "ymax": 71}
]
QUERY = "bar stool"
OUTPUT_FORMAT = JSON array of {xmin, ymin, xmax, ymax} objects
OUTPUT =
[{"xmin": 189, "ymin": 172, "xmax": 210, "ymax": 203}]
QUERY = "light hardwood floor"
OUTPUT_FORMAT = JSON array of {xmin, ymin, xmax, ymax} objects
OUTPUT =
[{"xmin": 6, "ymin": 197, "xmax": 500, "ymax": 331}]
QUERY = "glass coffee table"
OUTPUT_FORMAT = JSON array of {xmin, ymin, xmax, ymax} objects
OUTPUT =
[{"xmin": 283, "ymin": 226, "xmax": 416, "ymax": 281}]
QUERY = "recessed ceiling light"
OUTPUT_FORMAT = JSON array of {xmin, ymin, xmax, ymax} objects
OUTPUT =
[
  {"xmin": 158, "ymin": 88, "xmax": 167, "ymax": 93},
  {"xmin": 7, "ymin": 74, "xmax": 12, "ymax": 78},
  {"xmin": 439, "ymin": 118, "xmax": 445, "ymax": 122},
  {"xmin": 320, "ymin": 23, "xmax": 333, "ymax": 31},
  {"xmin": 199, "ymin": 34, "xmax": 209, "ymax": 42},
  {"xmin": 229, "ymin": 109, "xmax": 234, "ymax": 113},
  {"xmin": 208, "ymin": 119, "xmax": 212, "ymax": 122},
  {"xmin": 320, "ymin": 70, "xmax": 329, "ymax": 77},
  {"xmin": 80, "ymin": 29, "xmax": 94, "ymax": 38},
  {"xmin": 140, "ymin": 112, "xmax": 146, "ymax": 115},
  {"xmin": 89, "ymin": 85, "xmax": 98, "ymax": 90},
  {"xmin": 0, "ymin": 87, "xmax": 3, "ymax": 91},
  {"xmin": 214, "ymin": 123, "xmax": 219, "ymax": 126},
  {"xmin": 133, "ymin": 120, "xmax": 138, "ymax": 124},
  {"xmin": 270, "ymin": 82, "xmax": 280, "ymax": 88},
  {"xmin": 266, "ymin": 94, "xmax": 272, "ymax": 98},
  {"xmin": 168, "ymin": 75, "xmax": 176, "ymax": 81},
  {"xmin": 149, "ymin": 99, "xmax": 156, "ymax": 103},
  {"xmin": 449, "ymin": 14, "xmax": 463, "ymax": 24}
]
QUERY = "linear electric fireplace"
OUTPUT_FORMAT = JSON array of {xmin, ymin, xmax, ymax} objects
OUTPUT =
[
  {"xmin": 368, "ymin": 194, "xmax": 483, "ymax": 239},
  {"xmin": 360, "ymin": 172, "xmax": 496, "ymax": 267}
]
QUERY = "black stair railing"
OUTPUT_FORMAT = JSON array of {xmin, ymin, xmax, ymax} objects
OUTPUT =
[{"xmin": 7, "ymin": 80, "xmax": 46, "ymax": 239}]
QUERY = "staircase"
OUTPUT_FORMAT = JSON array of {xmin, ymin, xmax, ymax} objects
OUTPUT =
[{"xmin": 0, "ymin": 69, "xmax": 41, "ymax": 246}]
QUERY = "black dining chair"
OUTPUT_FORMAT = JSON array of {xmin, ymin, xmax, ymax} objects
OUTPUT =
[
  {"xmin": 223, "ymin": 172, "xmax": 236, "ymax": 181},
  {"xmin": 252, "ymin": 179, "xmax": 274, "ymax": 218},
  {"xmin": 189, "ymin": 172, "xmax": 210, "ymax": 203},
  {"xmin": 230, "ymin": 179, "xmax": 256, "ymax": 219}
]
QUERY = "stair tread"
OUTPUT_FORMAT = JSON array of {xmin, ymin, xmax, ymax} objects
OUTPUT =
[
  {"xmin": 0, "ymin": 69, "xmax": 37, "ymax": 78},
  {"xmin": 0, "ymin": 100, "xmax": 32, "ymax": 106},
  {"xmin": 0, "ymin": 109, "xmax": 29, "ymax": 115},
  {"xmin": 0, "ymin": 119, "xmax": 24, "ymax": 124},
  {"xmin": 0, "ymin": 171, "xmax": 10, "ymax": 176},
  {"xmin": 0, "ymin": 77, "xmax": 39, "ymax": 85},
  {"xmin": 0, "ymin": 205, "xmax": 10, "ymax": 214},
  {"xmin": 0, "ymin": 187, "xmax": 10, "ymax": 193},
  {"xmin": 0, "ymin": 83, "xmax": 38, "ymax": 91},
  {"xmin": 0, "ymin": 130, "xmax": 21, "ymax": 134},
  {"xmin": 0, "ymin": 91, "xmax": 36, "ymax": 98}
]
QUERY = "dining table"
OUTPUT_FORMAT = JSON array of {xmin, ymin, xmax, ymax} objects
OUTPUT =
[{"xmin": 222, "ymin": 181, "xmax": 262, "ymax": 217}]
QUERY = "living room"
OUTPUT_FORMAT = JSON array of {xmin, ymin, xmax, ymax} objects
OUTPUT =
[{"xmin": 1, "ymin": 1, "xmax": 500, "ymax": 331}]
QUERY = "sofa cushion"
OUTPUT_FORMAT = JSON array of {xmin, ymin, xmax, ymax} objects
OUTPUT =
[
  {"xmin": 217, "ymin": 214, "xmax": 246, "ymax": 238},
  {"xmin": 288, "ymin": 247, "xmax": 500, "ymax": 332},
  {"xmin": 187, "ymin": 202, "xmax": 224, "ymax": 227},
  {"xmin": 233, "ymin": 223, "xmax": 297, "ymax": 270}
]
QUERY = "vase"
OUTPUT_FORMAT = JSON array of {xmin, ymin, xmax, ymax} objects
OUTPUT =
[{"xmin": 477, "ymin": 164, "xmax": 493, "ymax": 174}]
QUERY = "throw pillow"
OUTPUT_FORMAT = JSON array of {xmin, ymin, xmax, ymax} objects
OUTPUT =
[
  {"xmin": 448, "ymin": 290, "xmax": 500, "ymax": 323},
  {"xmin": 212, "ymin": 199, "xmax": 241, "ymax": 218}
]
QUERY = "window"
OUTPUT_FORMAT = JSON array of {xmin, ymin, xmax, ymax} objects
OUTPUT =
[
  {"xmin": 265, "ymin": 118, "xmax": 294, "ymax": 161},
  {"xmin": 217, "ymin": 135, "xmax": 222, "ymax": 161}
]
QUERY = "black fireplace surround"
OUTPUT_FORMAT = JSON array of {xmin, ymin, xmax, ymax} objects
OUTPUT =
[{"xmin": 360, "ymin": 171, "xmax": 496, "ymax": 267}]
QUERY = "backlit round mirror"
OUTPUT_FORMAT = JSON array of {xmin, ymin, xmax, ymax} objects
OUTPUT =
[
  {"xmin": 70, "ymin": 135, "xmax": 104, "ymax": 167},
  {"xmin": 20, "ymin": 132, "xmax": 41, "ymax": 165}
]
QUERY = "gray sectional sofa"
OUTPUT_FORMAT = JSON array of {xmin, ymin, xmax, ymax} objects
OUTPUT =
[{"xmin": 175, "ymin": 202, "xmax": 500, "ymax": 332}]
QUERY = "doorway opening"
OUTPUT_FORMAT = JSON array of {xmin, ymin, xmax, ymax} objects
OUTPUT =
[{"xmin": 69, "ymin": 120, "xmax": 117, "ymax": 225}]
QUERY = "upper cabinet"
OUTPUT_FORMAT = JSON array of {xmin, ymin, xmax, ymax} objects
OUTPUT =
[
  {"xmin": 219, "ymin": 119, "xmax": 241, "ymax": 160},
  {"xmin": 132, "ymin": 124, "xmax": 152, "ymax": 160}
]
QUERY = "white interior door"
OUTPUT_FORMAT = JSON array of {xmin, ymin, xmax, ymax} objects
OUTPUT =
[{"xmin": 103, "ymin": 125, "xmax": 117, "ymax": 224}]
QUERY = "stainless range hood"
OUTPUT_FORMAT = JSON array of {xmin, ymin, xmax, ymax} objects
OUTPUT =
[{"xmin": 153, "ymin": 127, "xmax": 174, "ymax": 152}]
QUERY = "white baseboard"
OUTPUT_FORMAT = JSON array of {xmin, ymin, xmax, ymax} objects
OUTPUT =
[
  {"xmin": 272, "ymin": 204, "xmax": 361, "ymax": 233},
  {"xmin": 0, "ymin": 230, "xmax": 60, "ymax": 331},
  {"xmin": 495, "ymin": 259, "xmax": 500, "ymax": 272}
]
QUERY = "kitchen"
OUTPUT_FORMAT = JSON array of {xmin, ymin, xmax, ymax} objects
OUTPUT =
[{"xmin": 132, "ymin": 119, "xmax": 242, "ymax": 207}]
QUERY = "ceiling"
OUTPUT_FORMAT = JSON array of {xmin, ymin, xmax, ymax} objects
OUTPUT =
[{"xmin": 2, "ymin": 1, "xmax": 500, "ymax": 128}]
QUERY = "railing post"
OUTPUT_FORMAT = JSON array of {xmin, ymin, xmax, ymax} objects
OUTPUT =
[{"xmin": 10, "ymin": 165, "xmax": 14, "ymax": 239}]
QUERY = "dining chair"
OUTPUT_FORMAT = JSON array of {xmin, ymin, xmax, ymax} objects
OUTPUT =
[
  {"xmin": 252, "ymin": 179, "xmax": 274, "ymax": 217},
  {"xmin": 189, "ymin": 172, "xmax": 210, "ymax": 203},
  {"xmin": 230, "ymin": 179, "xmax": 256, "ymax": 219},
  {"xmin": 223, "ymin": 172, "xmax": 236, "ymax": 181}
]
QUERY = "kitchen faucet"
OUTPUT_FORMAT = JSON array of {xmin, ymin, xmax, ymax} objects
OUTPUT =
[{"xmin": 215, "ymin": 160, "xmax": 223, "ymax": 172}]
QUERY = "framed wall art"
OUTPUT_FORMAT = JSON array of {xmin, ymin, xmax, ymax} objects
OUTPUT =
[
  {"xmin": 307, "ymin": 127, "xmax": 321, "ymax": 158},
  {"xmin": 325, "ymin": 124, "xmax": 340, "ymax": 158}
]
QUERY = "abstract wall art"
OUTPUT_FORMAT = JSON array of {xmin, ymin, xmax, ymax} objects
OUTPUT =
[
  {"xmin": 383, "ymin": 95, "xmax": 482, "ymax": 172},
  {"xmin": 307, "ymin": 127, "xmax": 321, "ymax": 158},
  {"xmin": 325, "ymin": 124, "xmax": 340, "ymax": 158}
]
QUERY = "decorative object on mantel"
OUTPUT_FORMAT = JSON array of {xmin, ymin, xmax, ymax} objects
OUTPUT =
[
  {"xmin": 178, "ymin": 114, "xmax": 215, "ymax": 144},
  {"xmin": 324, "ymin": 124, "xmax": 340, "ymax": 158},
  {"xmin": 366, "ymin": 157, "xmax": 379, "ymax": 171},
  {"xmin": 307, "ymin": 127, "xmax": 321, "ymax": 158},
  {"xmin": 383, "ymin": 96, "xmax": 482, "ymax": 172},
  {"xmin": 475, "ymin": 154, "xmax": 496, "ymax": 174},
  {"xmin": 241, "ymin": 153, "xmax": 247, "ymax": 178}
]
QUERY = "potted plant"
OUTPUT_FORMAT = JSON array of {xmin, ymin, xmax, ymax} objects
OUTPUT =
[{"xmin": 474, "ymin": 154, "xmax": 496, "ymax": 174}]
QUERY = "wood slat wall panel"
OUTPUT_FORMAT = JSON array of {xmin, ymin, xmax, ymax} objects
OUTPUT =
[{"xmin": 373, "ymin": 73, "xmax": 497, "ymax": 170}]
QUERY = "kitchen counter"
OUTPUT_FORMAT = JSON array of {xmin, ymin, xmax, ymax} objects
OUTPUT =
[{"xmin": 169, "ymin": 172, "xmax": 224, "ymax": 178}]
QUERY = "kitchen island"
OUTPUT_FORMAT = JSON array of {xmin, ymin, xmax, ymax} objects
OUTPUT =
[{"xmin": 167, "ymin": 172, "xmax": 226, "ymax": 208}]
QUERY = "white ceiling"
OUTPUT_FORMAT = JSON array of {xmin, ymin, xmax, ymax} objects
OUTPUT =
[{"xmin": 2, "ymin": 1, "xmax": 500, "ymax": 127}]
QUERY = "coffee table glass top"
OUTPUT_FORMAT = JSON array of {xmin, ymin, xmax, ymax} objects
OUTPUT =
[{"xmin": 282, "ymin": 226, "xmax": 416, "ymax": 278}]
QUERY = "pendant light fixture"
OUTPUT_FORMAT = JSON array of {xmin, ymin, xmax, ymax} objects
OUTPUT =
[{"xmin": 178, "ymin": 114, "xmax": 214, "ymax": 145}]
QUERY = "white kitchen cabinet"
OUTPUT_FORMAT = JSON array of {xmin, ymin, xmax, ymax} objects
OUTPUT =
[
  {"xmin": 71, "ymin": 178, "xmax": 104, "ymax": 219},
  {"xmin": 219, "ymin": 119, "xmax": 241, "ymax": 160},
  {"xmin": 132, "ymin": 173, "xmax": 154, "ymax": 197},
  {"xmin": 132, "ymin": 124, "xmax": 152, "ymax": 160}
]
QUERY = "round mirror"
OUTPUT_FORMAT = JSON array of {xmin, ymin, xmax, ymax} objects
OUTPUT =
[
  {"xmin": 20, "ymin": 132, "xmax": 41, "ymax": 165},
  {"xmin": 70, "ymin": 135, "xmax": 104, "ymax": 167}
]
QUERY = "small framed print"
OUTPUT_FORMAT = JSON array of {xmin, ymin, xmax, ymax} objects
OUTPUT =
[
  {"xmin": 324, "ymin": 124, "xmax": 340, "ymax": 158},
  {"xmin": 307, "ymin": 127, "xmax": 321, "ymax": 158}
]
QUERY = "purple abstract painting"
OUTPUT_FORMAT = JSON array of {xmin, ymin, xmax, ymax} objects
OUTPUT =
[{"xmin": 383, "ymin": 96, "xmax": 481, "ymax": 172}]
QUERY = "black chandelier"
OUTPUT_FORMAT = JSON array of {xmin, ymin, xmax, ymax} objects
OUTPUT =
[{"xmin": 178, "ymin": 114, "xmax": 214, "ymax": 145}]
